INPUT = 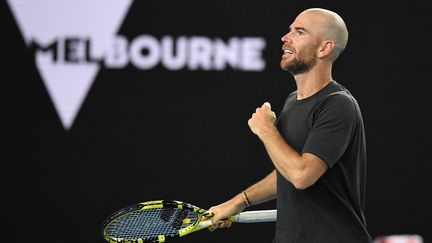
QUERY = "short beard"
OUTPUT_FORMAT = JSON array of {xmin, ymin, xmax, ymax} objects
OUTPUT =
[
  {"xmin": 280, "ymin": 47, "xmax": 317, "ymax": 75},
  {"xmin": 282, "ymin": 60, "xmax": 314, "ymax": 75}
]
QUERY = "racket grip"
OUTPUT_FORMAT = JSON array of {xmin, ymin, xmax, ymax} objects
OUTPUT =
[
  {"xmin": 232, "ymin": 209, "xmax": 277, "ymax": 223},
  {"xmin": 199, "ymin": 219, "xmax": 214, "ymax": 228},
  {"xmin": 199, "ymin": 218, "xmax": 230, "ymax": 228}
]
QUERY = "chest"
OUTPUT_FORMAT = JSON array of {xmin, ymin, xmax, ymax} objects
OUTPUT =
[{"xmin": 276, "ymin": 103, "xmax": 316, "ymax": 151}]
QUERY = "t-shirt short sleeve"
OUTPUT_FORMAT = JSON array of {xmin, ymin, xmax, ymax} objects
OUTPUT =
[{"xmin": 302, "ymin": 94, "xmax": 357, "ymax": 168}]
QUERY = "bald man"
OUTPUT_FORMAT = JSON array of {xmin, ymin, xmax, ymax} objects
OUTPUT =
[{"xmin": 207, "ymin": 8, "xmax": 373, "ymax": 243}]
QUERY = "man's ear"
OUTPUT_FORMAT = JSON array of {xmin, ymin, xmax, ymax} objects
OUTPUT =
[{"xmin": 317, "ymin": 40, "xmax": 334, "ymax": 58}]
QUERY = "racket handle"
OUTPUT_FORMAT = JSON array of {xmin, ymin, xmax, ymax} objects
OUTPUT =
[
  {"xmin": 231, "ymin": 209, "xmax": 277, "ymax": 223},
  {"xmin": 197, "ymin": 209, "xmax": 277, "ymax": 230},
  {"xmin": 198, "ymin": 219, "xmax": 214, "ymax": 228}
]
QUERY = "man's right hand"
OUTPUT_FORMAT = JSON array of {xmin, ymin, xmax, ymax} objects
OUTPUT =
[{"xmin": 206, "ymin": 193, "xmax": 247, "ymax": 231}]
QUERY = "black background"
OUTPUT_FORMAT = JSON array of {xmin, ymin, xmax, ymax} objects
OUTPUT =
[{"xmin": 3, "ymin": 1, "xmax": 431, "ymax": 242}]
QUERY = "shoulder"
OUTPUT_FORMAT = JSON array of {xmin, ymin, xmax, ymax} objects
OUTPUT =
[
  {"xmin": 324, "ymin": 91, "xmax": 357, "ymax": 106},
  {"xmin": 320, "ymin": 82, "xmax": 360, "ymax": 112},
  {"xmin": 284, "ymin": 91, "xmax": 297, "ymax": 104},
  {"xmin": 288, "ymin": 90, "xmax": 297, "ymax": 100},
  {"xmin": 316, "ymin": 90, "xmax": 360, "ymax": 123}
]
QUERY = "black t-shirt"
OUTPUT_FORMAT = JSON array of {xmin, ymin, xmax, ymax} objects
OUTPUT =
[{"xmin": 273, "ymin": 81, "xmax": 372, "ymax": 243}]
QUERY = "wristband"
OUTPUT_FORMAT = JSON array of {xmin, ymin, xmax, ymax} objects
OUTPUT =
[{"xmin": 242, "ymin": 191, "xmax": 251, "ymax": 207}]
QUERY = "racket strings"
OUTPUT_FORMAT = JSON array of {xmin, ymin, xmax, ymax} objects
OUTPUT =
[
  {"xmin": 160, "ymin": 207, "xmax": 175, "ymax": 223},
  {"xmin": 105, "ymin": 207, "xmax": 199, "ymax": 241},
  {"xmin": 171, "ymin": 209, "xmax": 190, "ymax": 229}
]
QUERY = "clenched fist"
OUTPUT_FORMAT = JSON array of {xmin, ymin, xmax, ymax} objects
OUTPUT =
[{"xmin": 248, "ymin": 102, "xmax": 277, "ymax": 140}]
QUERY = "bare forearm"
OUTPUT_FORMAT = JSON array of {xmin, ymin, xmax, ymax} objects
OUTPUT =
[
  {"xmin": 207, "ymin": 170, "xmax": 276, "ymax": 227},
  {"xmin": 261, "ymin": 129, "xmax": 327, "ymax": 190},
  {"xmin": 243, "ymin": 170, "xmax": 277, "ymax": 206},
  {"xmin": 261, "ymin": 130, "xmax": 303, "ymax": 184},
  {"xmin": 248, "ymin": 102, "xmax": 307, "ymax": 188}
]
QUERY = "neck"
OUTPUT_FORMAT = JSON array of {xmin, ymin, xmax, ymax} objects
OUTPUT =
[{"xmin": 293, "ymin": 65, "xmax": 333, "ymax": 100}]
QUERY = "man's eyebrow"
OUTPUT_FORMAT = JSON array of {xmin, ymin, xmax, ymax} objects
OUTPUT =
[
  {"xmin": 293, "ymin": 26, "xmax": 308, "ymax": 33},
  {"xmin": 289, "ymin": 25, "xmax": 308, "ymax": 32}
]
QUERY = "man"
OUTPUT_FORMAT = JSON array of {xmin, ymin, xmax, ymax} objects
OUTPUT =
[{"xmin": 207, "ymin": 8, "xmax": 373, "ymax": 243}]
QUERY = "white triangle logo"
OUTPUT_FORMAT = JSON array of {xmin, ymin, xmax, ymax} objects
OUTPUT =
[{"xmin": 7, "ymin": 0, "xmax": 133, "ymax": 130}]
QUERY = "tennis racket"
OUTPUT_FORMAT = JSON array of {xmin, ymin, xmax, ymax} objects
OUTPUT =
[{"xmin": 101, "ymin": 200, "xmax": 276, "ymax": 243}]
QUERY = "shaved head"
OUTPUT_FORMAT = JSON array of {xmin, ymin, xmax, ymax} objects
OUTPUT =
[{"xmin": 299, "ymin": 8, "xmax": 349, "ymax": 62}]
